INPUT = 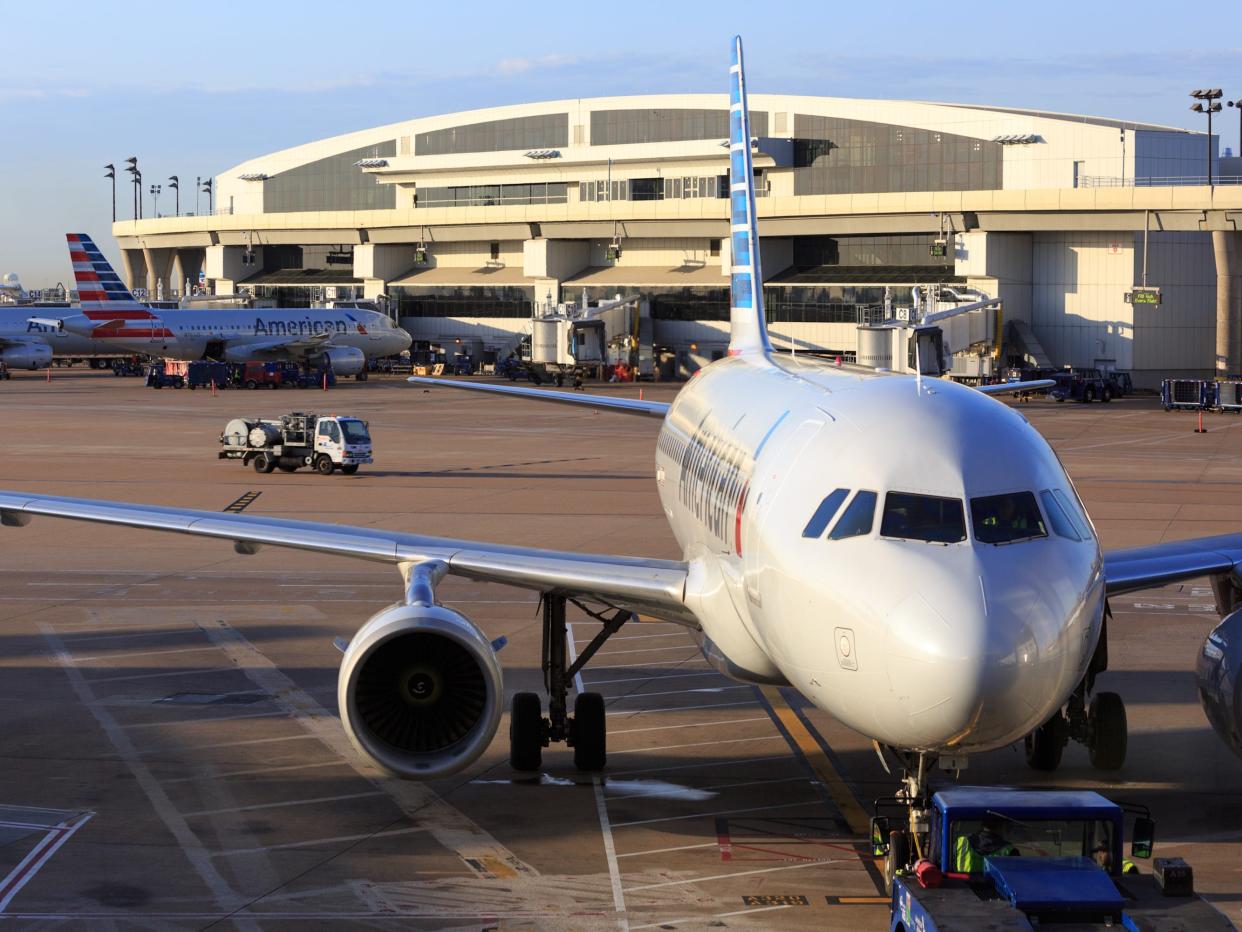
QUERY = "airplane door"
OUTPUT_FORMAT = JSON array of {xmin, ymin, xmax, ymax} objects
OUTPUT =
[{"xmin": 744, "ymin": 417, "xmax": 826, "ymax": 575}]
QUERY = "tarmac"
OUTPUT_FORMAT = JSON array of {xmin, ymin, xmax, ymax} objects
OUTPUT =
[{"xmin": 0, "ymin": 368, "xmax": 1239, "ymax": 930}]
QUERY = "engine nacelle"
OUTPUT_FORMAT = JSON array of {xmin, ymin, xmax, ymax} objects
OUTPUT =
[
  {"xmin": 1196, "ymin": 609, "xmax": 1242, "ymax": 760},
  {"xmin": 1, "ymin": 341, "xmax": 52, "ymax": 370},
  {"xmin": 338, "ymin": 602, "xmax": 503, "ymax": 779},
  {"xmin": 319, "ymin": 345, "xmax": 366, "ymax": 376}
]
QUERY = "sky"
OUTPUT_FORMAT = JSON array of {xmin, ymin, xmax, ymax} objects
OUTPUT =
[{"xmin": 1, "ymin": 0, "xmax": 1240, "ymax": 287}]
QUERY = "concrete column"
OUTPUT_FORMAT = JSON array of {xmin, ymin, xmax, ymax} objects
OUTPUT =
[
  {"xmin": 1214, "ymin": 231, "xmax": 1242, "ymax": 376},
  {"xmin": 171, "ymin": 248, "xmax": 204, "ymax": 296},
  {"xmin": 523, "ymin": 239, "xmax": 588, "ymax": 280},
  {"xmin": 143, "ymin": 247, "xmax": 175, "ymax": 302},
  {"xmin": 204, "ymin": 244, "xmax": 258, "ymax": 294},
  {"xmin": 120, "ymin": 248, "xmax": 147, "ymax": 293}
]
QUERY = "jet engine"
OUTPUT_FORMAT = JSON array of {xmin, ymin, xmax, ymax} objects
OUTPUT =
[
  {"xmin": 1196, "ymin": 608, "xmax": 1242, "ymax": 760},
  {"xmin": 318, "ymin": 345, "xmax": 366, "ymax": 376},
  {"xmin": 1, "ymin": 342, "xmax": 52, "ymax": 370},
  {"xmin": 338, "ymin": 601, "xmax": 504, "ymax": 779}
]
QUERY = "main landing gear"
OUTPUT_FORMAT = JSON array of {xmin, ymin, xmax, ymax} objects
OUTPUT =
[
  {"xmin": 1025, "ymin": 605, "xmax": 1127, "ymax": 771},
  {"xmin": 508, "ymin": 594, "xmax": 630, "ymax": 773}
]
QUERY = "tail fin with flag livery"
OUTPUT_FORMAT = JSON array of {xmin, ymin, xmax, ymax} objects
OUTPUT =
[
  {"xmin": 66, "ymin": 233, "xmax": 147, "ymax": 312},
  {"xmin": 727, "ymin": 36, "xmax": 771, "ymax": 358}
]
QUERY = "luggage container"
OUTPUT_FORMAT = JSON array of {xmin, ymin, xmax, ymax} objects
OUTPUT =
[
  {"xmin": 1216, "ymin": 380, "xmax": 1242, "ymax": 412},
  {"xmin": 1161, "ymin": 379, "xmax": 1210, "ymax": 410}
]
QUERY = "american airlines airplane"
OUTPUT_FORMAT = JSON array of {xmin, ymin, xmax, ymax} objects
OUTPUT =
[
  {"xmin": 0, "ymin": 308, "xmax": 118, "ymax": 369},
  {"xmin": 1, "ymin": 37, "xmax": 1240, "ymax": 885},
  {"xmin": 29, "ymin": 234, "xmax": 412, "ymax": 378}
]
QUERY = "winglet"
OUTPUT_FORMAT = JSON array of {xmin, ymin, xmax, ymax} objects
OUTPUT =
[{"xmin": 727, "ymin": 36, "xmax": 771, "ymax": 358}]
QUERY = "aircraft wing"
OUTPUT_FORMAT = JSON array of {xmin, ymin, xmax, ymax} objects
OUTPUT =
[
  {"xmin": 238, "ymin": 332, "xmax": 333, "ymax": 356},
  {"xmin": 1104, "ymin": 534, "xmax": 1242, "ymax": 597},
  {"xmin": 0, "ymin": 491, "xmax": 695, "ymax": 625},
  {"xmin": 408, "ymin": 376, "xmax": 670, "ymax": 418},
  {"xmin": 975, "ymin": 379, "xmax": 1055, "ymax": 396}
]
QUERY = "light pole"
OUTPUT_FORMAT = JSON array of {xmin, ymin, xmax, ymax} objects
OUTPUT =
[
  {"xmin": 104, "ymin": 164, "xmax": 115, "ymax": 222},
  {"xmin": 201, "ymin": 177, "xmax": 213, "ymax": 214},
  {"xmin": 168, "ymin": 176, "xmax": 179, "ymax": 215},
  {"xmin": 124, "ymin": 157, "xmax": 138, "ymax": 219},
  {"xmin": 1190, "ymin": 88, "xmax": 1223, "ymax": 185},
  {"xmin": 149, "ymin": 183, "xmax": 162, "ymax": 216}
]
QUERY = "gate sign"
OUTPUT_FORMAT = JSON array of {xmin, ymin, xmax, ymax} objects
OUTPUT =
[{"xmin": 1125, "ymin": 287, "xmax": 1162, "ymax": 305}]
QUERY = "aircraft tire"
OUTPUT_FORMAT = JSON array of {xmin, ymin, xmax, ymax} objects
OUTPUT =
[
  {"xmin": 1024, "ymin": 713, "xmax": 1066, "ymax": 771},
  {"xmin": 572, "ymin": 692, "xmax": 606, "ymax": 771},
  {"xmin": 509, "ymin": 692, "xmax": 543, "ymax": 771},
  {"xmin": 1088, "ymin": 692, "xmax": 1127, "ymax": 770}
]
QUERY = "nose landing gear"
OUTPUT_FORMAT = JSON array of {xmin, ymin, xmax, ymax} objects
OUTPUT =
[{"xmin": 507, "ymin": 595, "xmax": 630, "ymax": 773}]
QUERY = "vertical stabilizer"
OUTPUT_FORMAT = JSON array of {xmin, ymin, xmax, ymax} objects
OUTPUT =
[
  {"xmin": 727, "ymin": 36, "xmax": 771, "ymax": 357},
  {"xmin": 66, "ymin": 234, "xmax": 146, "ymax": 312}
]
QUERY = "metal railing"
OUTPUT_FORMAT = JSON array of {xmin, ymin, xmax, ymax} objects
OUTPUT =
[{"xmin": 1080, "ymin": 174, "xmax": 1242, "ymax": 188}]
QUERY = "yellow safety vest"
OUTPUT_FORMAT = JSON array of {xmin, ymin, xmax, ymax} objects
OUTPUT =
[{"xmin": 954, "ymin": 835, "xmax": 1016, "ymax": 873}]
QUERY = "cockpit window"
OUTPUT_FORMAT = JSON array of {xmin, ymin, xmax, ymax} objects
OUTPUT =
[
  {"xmin": 803, "ymin": 489, "xmax": 850, "ymax": 538},
  {"xmin": 971, "ymin": 492, "xmax": 1048, "ymax": 544},
  {"xmin": 1054, "ymin": 488, "xmax": 1094, "ymax": 541},
  {"xmin": 880, "ymin": 493, "xmax": 967, "ymax": 544},
  {"xmin": 828, "ymin": 490, "xmax": 877, "ymax": 540},
  {"xmin": 1040, "ymin": 490, "xmax": 1081, "ymax": 541}
]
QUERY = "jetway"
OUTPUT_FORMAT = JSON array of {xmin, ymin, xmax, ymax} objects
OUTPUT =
[
  {"xmin": 528, "ymin": 293, "xmax": 651, "ymax": 377},
  {"xmin": 857, "ymin": 289, "xmax": 1003, "ymax": 381}
]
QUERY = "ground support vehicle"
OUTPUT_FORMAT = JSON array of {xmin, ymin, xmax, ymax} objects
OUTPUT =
[
  {"xmin": 185, "ymin": 361, "xmax": 233, "ymax": 390},
  {"xmin": 0, "ymin": 361, "xmax": 9, "ymax": 380},
  {"xmin": 111, "ymin": 358, "xmax": 145, "ymax": 377},
  {"xmin": 1106, "ymin": 370, "xmax": 1134, "ymax": 396},
  {"xmin": 219, "ymin": 412, "xmax": 372, "ymax": 475},
  {"xmin": 145, "ymin": 363, "xmax": 184, "ymax": 389},
  {"xmin": 878, "ymin": 787, "xmax": 1231, "ymax": 931},
  {"xmin": 1051, "ymin": 368, "xmax": 1111, "ymax": 403},
  {"xmin": 1161, "ymin": 379, "xmax": 1213, "ymax": 410}
]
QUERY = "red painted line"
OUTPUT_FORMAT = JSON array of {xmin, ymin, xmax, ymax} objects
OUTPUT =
[
  {"xmin": 0, "ymin": 812, "xmax": 93, "ymax": 912},
  {"xmin": 716, "ymin": 817, "xmax": 732, "ymax": 862}
]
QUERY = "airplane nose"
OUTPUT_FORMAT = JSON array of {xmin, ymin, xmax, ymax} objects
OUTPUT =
[{"xmin": 880, "ymin": 554, "xmax": 1098, "ymax": 751}]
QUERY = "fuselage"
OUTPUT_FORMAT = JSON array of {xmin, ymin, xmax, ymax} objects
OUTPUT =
[
  {"xmin": 659, "ymin": 353, "xmax": 1104, "ymax": 755},
  {"xmin": 3, "ymin": 309, "xmax": 118, "ymax": 356},
  {"xmin": 55, "ymin": 307, "xmax": 411, "ymax": 361}
]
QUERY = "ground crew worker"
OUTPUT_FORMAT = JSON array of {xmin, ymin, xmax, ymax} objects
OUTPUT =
[{"xmin": 954, "ymin": 816, "xmax": 1021, "ymax": 873}]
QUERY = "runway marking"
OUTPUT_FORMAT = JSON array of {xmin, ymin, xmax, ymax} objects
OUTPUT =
[
  {"xmin": 606, "ymin": 699, "xmax": 760, "ymax": 717},
  {"xmin": 589, "ymin": 655, "xmax": 707, "ymax": 671},
  {"xmin": 122, "ymin": 710, "xmax": 291, "ymax": 730},
  {"xmin": 72, "ymin": 644, "xmax": 221, "ymax": 663},
  {"xmin": 222, "ymin": 490, "xmax": 262, "ymax": 514},
  {"xmin": 608, "ymin": 716, "xmax": 770, "ymax": 735},
  {"xmin": 182, "ymin": 733, "xmax": 319, "ymax": 752},
  {"xmin": 210, "ymin": 826, "xmax": 430, "ymax": 858},
  {"xmin": 615, "ymin": 842, "xmax": 719, "ymax": 859},
  {"xmin": 197, "ymin": 618, "xmax": 537, "ymax": 879},
  {"xmin": 161, "ymin": 759, "xmax": 351, "ymax": 783},
  {"xmin": 625, "ymin": 857, "xmax": 843, "ymax": 891},
  {"xmin": 39, "ymin": 623, "xmax": 247, "ymax": 913},
  {"xmin": 606, "ymin": 753, "xmax": 793, "ymax": 777},
  {"xmin": 760, "ymin": 687, "xmax": 871, "ymax": 835},
  {"xmin": 612, "ymin": 800, "xmax": 819, "ymax": 829},
  {"xmin": 610, "ymin": 631, "xmax": 695, "ymax": 642},
  {"xmin": 600, "ymin": 685, "xmax": 751, "ymax": 701},
  {"xmin": 593, "ymin": 644, "xmax": 696, "ymax": 658},
  {"xmin": 611, "ymin": 734, "xmax": 786, "ymax": 754},
  {"xmin": 699, "ymin": 775, "xmax": 814, "ymax": 792},
  {"xmin": 0, "ymin": 811, "xmax": 94, "ymax": 913},
  {"xmin": 588, "ymin": 670, "xmax": 722, "ymax": 686},
  {"xmin": 183, "ymin": 790, "xmax": 385, "ymax": 818},
  {"xmin": 568, "ymin": 624, "xmax": 628, "ymax": 929},
  {"xmin": 88, "ymin": 664, "xmax": 241, "ymax": 684}
]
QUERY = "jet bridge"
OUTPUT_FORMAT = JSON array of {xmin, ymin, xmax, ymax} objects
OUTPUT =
[{"xmin": 856, "ymin": 291, "xmax": 1003, "ymax": 382}]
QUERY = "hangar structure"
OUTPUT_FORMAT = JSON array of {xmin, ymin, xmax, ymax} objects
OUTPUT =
[{"xmin": 113, "ymin": 93, "xmax": 1242, "ymax": 384}]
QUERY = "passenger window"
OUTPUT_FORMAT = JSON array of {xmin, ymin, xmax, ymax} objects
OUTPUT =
[
  {"xmin": 802, "ymin": 488, "xmax": 850, "ymax": 538},
  {"xmin": 971, "ymin": 492, "xmax": 1048, "ymax": 544},
  {"xmin": 880, "ymin": 492, "xmax": 966, "ymax": 544},
  {"xmin": 828, "ymin": 490, "xmax": 877, "ymax": 540},
  {"xmin": 1040, "ymin": 490, "xmax": 1080, "ymax": 541}
]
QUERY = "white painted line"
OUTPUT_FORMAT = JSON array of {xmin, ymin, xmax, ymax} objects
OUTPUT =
[
  {"xmin": 699, "ymin": 775, "xmax": 812, "ymax": 793},
  {"xmin": 606, "ymin": 753, "xmax": 793, "ymax": 777},
  {"xmin": 625, "ymin": 857, "xmax": 842, "ymax": 892},
  {"xmin": 38, "ymin": 623, "xmax": 243, "ymax": 910},
  {"xmin": 611, "ymin": 734, "xmax": 785, "ymax": 755},
  {"xmin": 586, "ymin": 671, "xmax": 722, "ymax": 687},
  {"xmin": 601, "ymin": 685, "xmax": 753, "ymax": 702},
  {"xmin": 88, "ymin": 665, "xmax": 240, "ymax": 684},
  {"xmin": 161, "ymin": 759, "xmax": 350, "ymax": 784},
  {"xmin": 593, "ymin": 644, "xmax": 695, "ymax": 658},
  {"xmin": 0, "ymin": 812, "xmax": 94, "ymax": 913},
  {"xmin": 122, "ymin": 710, "xmax": 291, "ymax": 730},
  {"xmin": 610, "ymin": 632, "xmax": 694, "ymax": 642},
  {"xmin": 57, "ymin": 628, "xmax": 200, "ymax": 645},
  {"xmin": 606, "ymin": 700, "xmax": 760, "ymax": 717},
  {"xmin": 589, "ymin": 656, "xmax": 706, "ymax": 671},
  {"xmin": 611, "ymin": 799, "xmax": 817, "ymax": 829},
  {"xmin": 569, "ymin": 624, "xmax": 628, "ymax": 930},
  {"xmin": 609, "ymin": 716, "xmax": 769, "ymax": 736},
  {"xmin": 184, "ymin": 790, "xmax": 385, "ymax": 818},
  {"xmin": 211, "ymin": 826, "xmax": 429, "ymax": 858},
  {"xmin": 615, "ymin": 841, "xmax": 718, "ymax": 859},
  {"xmin": 73, "ymin": 644, "xmax": 220, "ymax": 664},
  {"xmin": 180, "ymin": 733, "xmax": 319, "ymax": 752}
]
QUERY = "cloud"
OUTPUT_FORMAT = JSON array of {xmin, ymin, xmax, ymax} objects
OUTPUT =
[{"xmin": 494, "ymin": 53, "xmax": 584, "ymax": 76}]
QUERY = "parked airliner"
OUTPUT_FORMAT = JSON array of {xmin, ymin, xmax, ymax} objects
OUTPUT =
[
  {"xmin": 2, "ymin": 37, "xmax": 1240, "ymax": 887},
  {"xmin": 0, "ymin": 307, "xmax": 118, "ymax": 369},
  {"xmin": 29, "ymin": 234, "xmax": 412, "ymax": 378}
]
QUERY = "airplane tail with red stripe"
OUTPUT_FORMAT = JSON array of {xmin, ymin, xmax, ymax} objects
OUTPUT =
[{"xmin": 66, "ymin": 233, "xmax": 148, "ymax": 312}]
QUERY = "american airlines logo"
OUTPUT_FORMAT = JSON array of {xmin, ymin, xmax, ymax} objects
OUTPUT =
[{"xmin": 253, "ymin": 317, "xmax": 355, "ymax": 337}]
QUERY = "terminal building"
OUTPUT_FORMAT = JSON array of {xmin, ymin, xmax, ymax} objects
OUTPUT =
[{"xmin": 113, "ymin": 93, "xmax": 1242, "ymax": 385}]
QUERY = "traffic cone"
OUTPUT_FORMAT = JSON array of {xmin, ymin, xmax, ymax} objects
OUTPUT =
[
  {"xmin": 45, "ymin": 366, "xmax": 51, "ymax": 382},
  {"xmin": 1196, "ymin": 410, "xmax": 1207, "ymax": 433}
]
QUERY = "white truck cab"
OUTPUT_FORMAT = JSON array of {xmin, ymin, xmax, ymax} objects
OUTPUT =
[{"xmin": 220, "ymin": 412, "xmax": 373, "ymax": 476}]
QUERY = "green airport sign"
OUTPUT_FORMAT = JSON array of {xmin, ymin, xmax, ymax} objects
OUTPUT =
[{"xmin": 1125, "ymin": 288, "xmax": 1162, "ymax": 305}]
